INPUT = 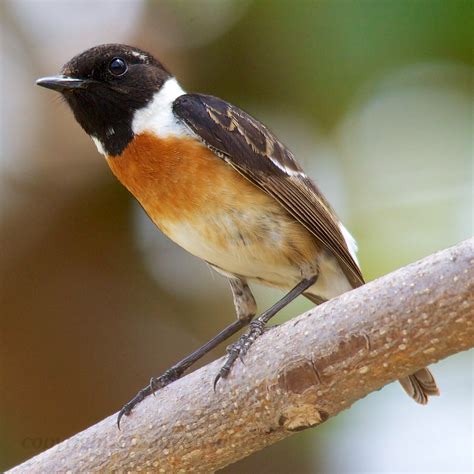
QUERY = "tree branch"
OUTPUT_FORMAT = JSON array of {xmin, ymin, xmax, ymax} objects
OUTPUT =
[{"xmin": 9, "ymin": 239, "xmax": 473, "ymax": 473}]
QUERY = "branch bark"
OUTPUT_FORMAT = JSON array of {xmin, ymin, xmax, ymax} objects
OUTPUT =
[{"xmin": 9, "ymin": 239, "xmax": 474, "ymax": 473}]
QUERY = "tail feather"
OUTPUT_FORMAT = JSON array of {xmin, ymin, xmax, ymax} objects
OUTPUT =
[
  {"xmin": 399, "ymin": 368, "xmax": 440, "ymax": 404},
  {"xmin": 303, "ymin": 293, "xmax": 327, "ymax": 306}
]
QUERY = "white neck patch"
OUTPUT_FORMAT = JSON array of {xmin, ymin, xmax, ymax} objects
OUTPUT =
[
  {"xmin": 131, "ymin": 77, "xmax": 192, "ymax": 139},
  {"xmin": 89, "ymin": 77, "xmax": 192, "ymax": 156},
  {"xmin": 91, "ymin": 136, "xmax": 106, "ymax": 156}
]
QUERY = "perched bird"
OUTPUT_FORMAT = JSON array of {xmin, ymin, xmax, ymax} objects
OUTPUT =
[{"xmin": 36, "ymin": 44, "xmax": 439, "ymax": 426}]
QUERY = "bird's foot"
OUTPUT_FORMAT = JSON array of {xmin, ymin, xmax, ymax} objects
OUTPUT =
[
  {"xmin": 117, "ymin": 366, "xmax": 182, "ymax": 429},
  {"xmin": 214, "ymin": 319, "xmax": 266, "ymax": 388}
]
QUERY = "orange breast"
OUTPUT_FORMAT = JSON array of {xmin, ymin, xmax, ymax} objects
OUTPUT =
[
  {"xmin": 106, "ymin": 132, "xmax": 319, "ymax": 285},
  {"xmin": 107, "ymin": 133, "xmax": 255, "ymax": 222}
]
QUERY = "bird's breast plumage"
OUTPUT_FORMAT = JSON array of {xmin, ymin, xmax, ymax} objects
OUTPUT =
[{"xmin": 106, "ymin": 132, "xmax": 323, "ymax": 287}]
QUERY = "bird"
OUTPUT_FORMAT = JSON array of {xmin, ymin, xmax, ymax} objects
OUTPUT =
[{"xmin": 36, "ymin": 44, "xmax": 439, "ymax": 427}]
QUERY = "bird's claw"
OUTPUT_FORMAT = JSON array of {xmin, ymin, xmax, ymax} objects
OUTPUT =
[
  {"xmin": 117, "ymin": 389, "xmax": 147, "ymax": 430},
  {"xmin": 213, "ymin": 372, "xmax": 222, "ymax": 392},
  {"xmin": 116, "ymin": 368, "xmax": 182, "ymax": 429},
  {"xmin": 214, "ymin": 319, "xmax": 266, "ymax": 388}
]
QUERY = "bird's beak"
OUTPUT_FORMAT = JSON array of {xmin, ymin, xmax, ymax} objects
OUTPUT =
[{"xmin": 36, "ymin": 75, "xmax": 87, "ymax": 92}]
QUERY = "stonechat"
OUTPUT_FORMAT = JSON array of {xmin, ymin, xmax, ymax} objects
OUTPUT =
[{"xmin": 36, "ymin": 44, "xmax": 439, "ymax": 427}]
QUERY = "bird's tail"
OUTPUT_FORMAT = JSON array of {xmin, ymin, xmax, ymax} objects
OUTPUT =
[
  {"xmin": 303, "ymin": 292, "xmax": 327, "ymax": 306},
  {"xmin": 398, "ymin": 368, "xmax": 440, "ymax": 404}
]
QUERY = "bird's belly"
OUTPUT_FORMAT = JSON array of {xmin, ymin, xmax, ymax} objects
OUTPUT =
[
  {"xmin": 159, "ymin": 206, "xmax": 317, "ymax": 287},
  {"xmin": 162, "ymin": 211, "xmax": 353, "ymax": 300}
]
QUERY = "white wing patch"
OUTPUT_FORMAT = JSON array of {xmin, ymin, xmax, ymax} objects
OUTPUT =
[
  {"xmin": 268, "ymin": 155, "xmax": 306, "ymax": 177},
  {"xmin": 339, "ymin": 222, "xmax": 360, "ymax": 267},
  {"xmin": 131, "ymin": 78, "xmax": 192, "ymax": 139}
]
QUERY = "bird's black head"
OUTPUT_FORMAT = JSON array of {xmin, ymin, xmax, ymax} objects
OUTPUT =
[{"xmin": 36, "ymin": 44, "xmax": 171, "ymax": 156}]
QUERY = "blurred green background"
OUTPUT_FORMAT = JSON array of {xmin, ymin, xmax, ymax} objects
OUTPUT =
[{"xmin": 1, "ymin": 0, "xmax": 472, "ymax": 472}]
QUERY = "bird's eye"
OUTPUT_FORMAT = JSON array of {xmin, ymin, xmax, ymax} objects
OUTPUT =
[{"xmin": 108, "ymin": 57, "xmax": 128, "ymax": 76}]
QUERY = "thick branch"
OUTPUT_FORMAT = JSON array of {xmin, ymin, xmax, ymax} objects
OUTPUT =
[{"xmin": 9, "ymin": 239, "xmax": 474, "ymax": 473}]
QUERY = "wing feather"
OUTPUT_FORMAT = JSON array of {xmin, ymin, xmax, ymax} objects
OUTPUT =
[{"xmin": 173, "ymin": 94, "xmax": 364, "ymax": 288}]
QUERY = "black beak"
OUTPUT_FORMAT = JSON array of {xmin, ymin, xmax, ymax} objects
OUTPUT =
[{"xmin": 36, "ymin": 75, "xmax": 87, "ymax": 92}]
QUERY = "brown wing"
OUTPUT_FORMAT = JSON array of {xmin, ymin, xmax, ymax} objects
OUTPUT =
[{"xmin": 173, "ymin": 94, "xmax": 364, "ymax": 289}]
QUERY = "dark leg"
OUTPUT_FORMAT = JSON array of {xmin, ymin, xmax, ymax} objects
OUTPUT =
[
  {"xmin": 117, "ymin": 277, "xmax": 255, "ymax": 428},
  {"xmin": 215, "ymin": 275, "xmax": 318, "ymax": 387}
]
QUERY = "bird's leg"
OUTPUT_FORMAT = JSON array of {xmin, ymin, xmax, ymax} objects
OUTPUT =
[
  {"xmin": 228, "ymin": 277, "xmax": 257, "ymax": 324},
  {"xmin": 215, "ymin": 275, "xmax": 318, "ymax": 387},
  {"xmin": 117, "ymin": 278, "xmax": 255, "ymax": 428}
]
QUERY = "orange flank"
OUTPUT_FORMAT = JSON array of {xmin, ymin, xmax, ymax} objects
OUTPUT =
[{"xmin": 106, "ymin": 132, "xmax": 320, "ymax": 286}]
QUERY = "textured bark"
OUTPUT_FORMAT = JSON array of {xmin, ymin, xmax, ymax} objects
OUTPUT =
[{"xmin": 8, "ymin": 239, "xmax": 474, "ymax": 473}]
